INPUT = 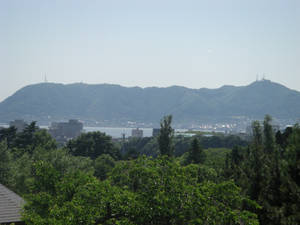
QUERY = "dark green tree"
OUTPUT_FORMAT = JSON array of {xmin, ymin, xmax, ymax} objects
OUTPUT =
[
  {"xmin": 263, "ymin": 115, "xmax": 275, "ymax": 154},
  {"xmin": 250, "ymin": 121, "xmax": 266, "ymax": 201},
  {"xmin": 158, "ymin": 115, "xmax": 174, "ymax": 157},
  {"xmin": 0, "ymin": 126, "xmax": 17, "ymax": 148},
  {"xmin": 280, "ymin": 124, "xmax": 300, "ymax": 223},
  {"xmin": 122, "ymin": 137, "xmax": 151, "ymax": 159},
  {"xmin": 94, "ymin": 154, "xmax": 115, "ymax": 180},
  {"xmin": 14, "ymin": 121, "xmax": 39, "ymax": 154},
  {"xmin": 67, "ymin": 131, "xmax": 120, "ymax": 160},
  {"xmin": 252, "ymin": 120, "xmax": 263, "ymax": 148},
  {"xmin": 285, "ymin": 124, "xmax": 300, "ymax": 186},
  {"xmin": 275, "ymin": 130, "xmax": 283, "ymax": 147},
  {"xmin": 0, "ymin": 141, "xmax": 11, "ymax": 185},
  {"xmin": 225, "ymin": 119, "xmax": 300, "ymax": 224},
  {"xmin": 276, "ymin": 126, "xmax": 293, "ymax": 149},
  {"xmin": 186, "ymin": 138, "xmax": 205, "ymax": 164},
  {"xmin": 32, "ymin": 129, "xmax": 57, "ymax": 151}
]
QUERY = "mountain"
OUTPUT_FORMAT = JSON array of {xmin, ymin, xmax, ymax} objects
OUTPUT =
[{"xmin": 0, "ymin": 80, "xmax": 299, "ymax": 125}]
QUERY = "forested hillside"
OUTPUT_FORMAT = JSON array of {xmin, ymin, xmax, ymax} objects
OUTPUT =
[{"xmin": 1, "ymin": 80, "xmax": 300, "ymax": 124}]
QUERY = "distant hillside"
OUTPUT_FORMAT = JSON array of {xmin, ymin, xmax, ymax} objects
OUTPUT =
[{"xmin": 0, "ymin": 80, "xmax": 300, "ymax": 125}]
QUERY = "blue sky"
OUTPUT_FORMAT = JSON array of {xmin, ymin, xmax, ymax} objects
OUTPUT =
[{"xmin": 1, "ymin": 0, "xmax": 299, "ymax": 101}]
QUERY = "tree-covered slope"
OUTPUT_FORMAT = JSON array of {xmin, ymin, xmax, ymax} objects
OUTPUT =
[{"xmin": 0, "ymin": 80, "xmax": 299, "ymax": 123}]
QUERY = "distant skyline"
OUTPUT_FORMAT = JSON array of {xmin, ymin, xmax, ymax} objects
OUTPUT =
[{"xmin": 1, "ymin": 0, "xmax": 300, "ymax": 101}]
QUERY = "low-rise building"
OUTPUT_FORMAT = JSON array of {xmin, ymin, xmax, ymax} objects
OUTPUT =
[
  {"xmin": 131, "ymin": 128, "xmax": 143, "ymax": 138},
  {"xmin": 152, "ymin": 128, "xmax": 160, "ymax": 137},
  {"xmin": 9, "ymin": 119, "xmax": 27, "ymax": 132},
  {"xmin": 49, "ymin": 119, "xmax": 83, "ymax": 144}
]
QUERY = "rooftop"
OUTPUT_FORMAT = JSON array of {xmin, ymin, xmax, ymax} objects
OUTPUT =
[{"xmin": 0, "ymin": 184, "xmax": 24, "ymax": 224}]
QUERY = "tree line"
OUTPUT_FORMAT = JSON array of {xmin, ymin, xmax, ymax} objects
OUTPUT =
[{"xmin": 0, "ymin": 115, "xmax": 299, "ymax": 224}]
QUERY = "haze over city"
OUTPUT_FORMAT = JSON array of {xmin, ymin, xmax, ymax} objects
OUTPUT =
[{"xmin": 1, "ymin": 0, "xmax": 300, "ymax": 102}]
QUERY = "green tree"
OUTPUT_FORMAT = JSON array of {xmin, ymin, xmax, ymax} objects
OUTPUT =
[
  {"xmin": 0, "ymin": 141, "xmax": 12, "ymax": 185},
  {"xmin": 10, "ymin": 148, "xmax": 93, "ymax": 195},
  {"xmin": 67, "ymin": 131, "xmax": 120, "ymax": 160},
  {"xmin": 0, "ymin": 126, "xmax": 17, "ymax": 148},
  {"xmin": 22, "ymin": 156, "xmax": 259, "ymax": 225},
  {"xmin": 225, "ymin": 119, "xmax": 300, "ymax": 224},
  {"xmin": 13, "ymin": 122, "xmax": 55, "ymax": 156},
  {"xmin": 276, "ymin": 127, "xmax": 293, "ymax": 149},
  {"xmin": 248, "ymin": 120, "xmax": 265, "ymax": 201},
  {"xmin": 110, "ymin": 156, "xmax": 259, "ymax": 225},
  {"xmin": 263, "ymin": 115, "xmax": 275, "ymax": 154},
  {"xmin": 94, "ymin": 154, "xmax": 115, "ymax": 180},
  {"xmin": 122, "ymin": 137, "xmax": 152, "ymax": 159},
  {"xmin": 252, "ymin": 120, "xmax": 263, "ymax": 148},
  {"xmin": 158, "ymin": 115, "xmax": 174, "ymax": 157},
  {"xmin": 186, "ymin": 138, "xmax": 205, "ymax": 164},
  {"xmin": 15, "ymin": 122, "xmax": 38, "ymax": 150},
  {"xmin": 32, "ymin": 129, "xmax": 57, "ymax": 151},
  {"xmin": 277, "ymin": 124, "xmax": 300, "ymax": 224}
]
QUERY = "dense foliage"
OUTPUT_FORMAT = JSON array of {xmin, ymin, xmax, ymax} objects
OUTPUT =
[
  {"xmin": 22, "ymin": 157, "xmax": 259, "ymax": 225},
  {"xmin": 225, "ymin": 116, "xmax": 300, "ymax": 224},
  {"xmin": 121, "ymin": 132, "xmax": 248, "ymax": 158},
  {"xmin": 67, "ymin": 131, "xmax": 121, "ymax": 160},
  {"xmin": 0, "ymin": 115, "xmax": 299, "ymax": 224},
  {"xmin": 158, "ymin": 115, "xmax": 174, "ymax": 157},
  {"xmin": 185, "ymin": 138, "xmax": 205, "ymax": 165}
]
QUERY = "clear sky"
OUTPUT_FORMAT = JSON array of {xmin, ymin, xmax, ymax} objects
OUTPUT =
[{"xmin": 1, "ymin": 0, "xmax": 299, "ymax": 101}]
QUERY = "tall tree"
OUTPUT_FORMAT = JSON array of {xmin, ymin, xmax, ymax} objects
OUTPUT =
[
  {"xmin": 187, "ymin": 138, "xmax": 205, "ymax": 164},
  {"xmin": 252, "ymin": 120, "xmax": 263, "ymax": 148},
  {"xmin": 263, "ymin": 114, "xmax": 275, "ymax": 154},
  {"xmin": 0, "ymin": 126, "xmax": 17, "ymax": 148},
  {"xmin": 158, "ymin": 115, "xmax": 174, "ymax": 157},
  {"xmin": 15, "ymin": 121, "xmax": 39, "ymax": 151},
  {"xmin": 0, "ymin": 141, "xmax": 11, "ymax": 185},
  {"xmin": 249, "ymin": 120, "xmax": 265, "ymax": 201}
]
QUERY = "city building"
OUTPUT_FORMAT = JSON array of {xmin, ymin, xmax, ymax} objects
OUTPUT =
[
  {"xmin": 152, "ymin": 128, "xmax": 160, "ymax": 137},
  {"xmin": 9, "ymin": 119, "xmax": 27, "ymax": 132},
  {"xmin": 131, "ymin": 128, "xmax": 143, "ymax": 138},
  {"xmin": 49, "ymin": 119, "xmax": 83, "ymax": 144}
]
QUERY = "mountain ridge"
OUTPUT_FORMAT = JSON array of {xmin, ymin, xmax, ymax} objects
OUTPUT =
[{"xmin": 0, "ymin": 80, "xmax": 299, "ymax": 125}]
